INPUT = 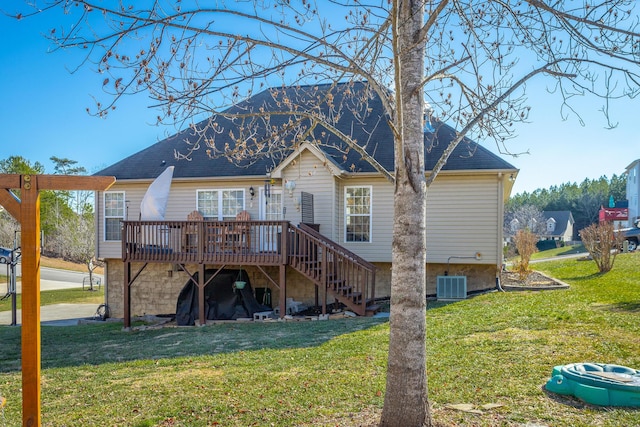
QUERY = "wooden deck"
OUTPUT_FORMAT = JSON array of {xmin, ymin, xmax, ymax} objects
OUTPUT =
[
  {"xmin": 120, "ymin": 220, "xmax": 377, "ymax": 327},
  {"xmin": 122, "ymin": 219, "xmax": 287, "ymax": 265}
]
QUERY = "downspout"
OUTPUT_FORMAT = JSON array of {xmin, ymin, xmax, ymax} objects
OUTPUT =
[{"xmin": 496, "ymin": 174, "xmax": 505, "ymax": 292}]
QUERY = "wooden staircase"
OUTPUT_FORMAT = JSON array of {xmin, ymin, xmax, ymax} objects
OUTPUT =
[{"xmin": 286, "ymin": 223, "xmax": 378, "ymax": 316}]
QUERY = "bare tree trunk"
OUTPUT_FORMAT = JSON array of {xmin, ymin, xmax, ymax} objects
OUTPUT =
[{"xmin": 380, "ymin": 1, "xmax": 431, "ymax": 426}]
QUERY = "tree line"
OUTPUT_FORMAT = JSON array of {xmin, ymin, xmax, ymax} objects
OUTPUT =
[
  {"xmin": 507, "ymin": 174, "xmax": 627, "ymax": 238},
  {"xmin": 0, "ymin": 155, "xmax": 95, "ymax": 271}
]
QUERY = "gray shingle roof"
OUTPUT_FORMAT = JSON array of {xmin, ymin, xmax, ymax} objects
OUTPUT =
[
  {"xmin": 96, "ymin": 82, "xmax": 516, "ymax": 180},
  {"xmin": 543, "ymin": 211, "xmax": 575, "ymax": 237}
]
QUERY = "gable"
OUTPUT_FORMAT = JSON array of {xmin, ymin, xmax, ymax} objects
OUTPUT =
[{"xmin": 543, "ymin": 211, "xmax": 574, "ymax": 236}]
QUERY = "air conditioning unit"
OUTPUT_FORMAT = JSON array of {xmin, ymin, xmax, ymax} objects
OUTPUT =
[{"xmin": 436, "ymin": 276, "xmax": 467, "ymax": 300}]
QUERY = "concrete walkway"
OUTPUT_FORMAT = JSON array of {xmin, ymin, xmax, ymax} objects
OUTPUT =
[
  {"xmin": 1, "ymin": 278, "xmax": 103, "ymax": 327},
  {"xmin": 0, "ymin": 303, "xmax": 99, "ymax": 326}
]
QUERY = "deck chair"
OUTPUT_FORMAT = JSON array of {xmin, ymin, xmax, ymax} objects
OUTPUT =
[
  {"xmin": 224, "ymin": 210, "xmax": 251, "ymax": 253},
  {"xmin": 184, "ymin": 210, "xmax": 203, "ymax": 253}
]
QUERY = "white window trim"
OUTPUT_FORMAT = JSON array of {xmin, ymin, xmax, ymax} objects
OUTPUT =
[
  {"xmin": 344, "ymin": 185, "xmax": 372, "ymax": 243},
  {"xmin": 103, "ymin": 191, "xmax": 125, "ymax": 241},
  {"xmin": 196, "ymin": 189, "xmax": 246, "ymax": 220}
]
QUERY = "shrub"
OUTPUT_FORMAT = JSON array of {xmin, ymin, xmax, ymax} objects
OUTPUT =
[
  {"xmin": 579, "ymin": 222, "xmax": 624, "ymax": 273},
  {"xmin": 514, "ymin": 229, "xmax": 538, "ymax": 280}
]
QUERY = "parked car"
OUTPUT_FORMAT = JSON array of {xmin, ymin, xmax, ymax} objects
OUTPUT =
[
  {"xmin": 614, "ymin": 225, "xmax": 639, "ymax": 252},
  {"xmin": 622, "ymin": 227, "xmax": 639, "ymax": 251},
  {"xmin": 0, "ymin": 247, "xmax": 12, "ymax": 264}
]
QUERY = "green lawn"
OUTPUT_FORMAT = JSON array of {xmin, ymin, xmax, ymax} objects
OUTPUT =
[
  {"xmin": 0, "ymin": 287, "xmax": 104, "ymax": 312},
  {"xmin": 530, "ymin": 244, "xmax": 587, "ymax": 260},
  {"xmin": 0, "ymin": 253, "xmax": 639, "ymax": 426}
]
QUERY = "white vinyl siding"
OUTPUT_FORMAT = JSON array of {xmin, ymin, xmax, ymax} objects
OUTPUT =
[
  {"xmin": 344, "ymin": 186, "xmax": 372, "ymax": 242},
  {"xmin": 338, "ymin": 178, "xmax": 392, "ymax": 261},
  {"xmin": 95, "ymin": 171, "xmax": 503, "ymax": 266},
  {"xmin": 336, "ymin": 174, "xmax": 501, "ymax": 264},
  {"xmin": 280, "ymin": 150, "xmax": 336, "ymax": 239},
  {"xmin": 104, "ymin": 191, "xmax": 125, "ymax": 241},
  {"xmin": 97, "ymin": 181, "xmax": 262, "ymax": 259},
  {"xmin": 426, "ymin": 175, "xmax": 500, "ymax": 264}
]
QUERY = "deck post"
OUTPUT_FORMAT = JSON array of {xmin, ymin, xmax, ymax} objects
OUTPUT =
[
  {"xmin": 124, "ymin": 261, "xmax": 131, "ymax": 329},
  {"xmin": 279, "ymin": 264, "xmax": 286, "ymax": 319},
  {"xmin": 198, "ymin": 263, "xmax": 206, "ymax": 326},
  {"xmin": 322, "ymin": 287, "xmax": 327, "ymax": 315},
  {"xmin": 278, "ymin": 223, "xmax": 288, "ymax": 318}
]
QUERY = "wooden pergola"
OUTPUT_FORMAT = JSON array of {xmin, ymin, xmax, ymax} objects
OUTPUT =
[{"xmin": 0, "ymin": 174, "xmax": 115, "ymax": 427}]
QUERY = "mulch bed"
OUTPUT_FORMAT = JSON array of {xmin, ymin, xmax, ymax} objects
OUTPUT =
[{"xmin": 500, "ymin": 270, "xmax": 569, "ymax": 290}]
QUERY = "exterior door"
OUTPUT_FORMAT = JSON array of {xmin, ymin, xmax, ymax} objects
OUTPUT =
[{"xmin": 259, "ymin": 189, "xmax": 282, "ymax": 251}]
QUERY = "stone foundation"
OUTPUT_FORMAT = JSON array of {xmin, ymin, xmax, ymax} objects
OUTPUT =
[
  {"xmin": 372, "ymin": 262, "xmax": 497, "ymax": 298},
  {"xmin": 104, "ymin": 260, "xmax": 498, "ymax": 318}
]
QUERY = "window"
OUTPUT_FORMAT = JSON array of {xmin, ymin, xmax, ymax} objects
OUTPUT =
[
  {"xmin": 546, "ymin": 218, "xmax": 556, "ymax": 232},
  {"xmin": 197, "ymin": 189, "xmax": 245, "ymax": 220},
  {"xmin": 345, "ymin": 186, "xmax": 371, "ymax": 242},
  {"xmin": 104, "ymin": 192, "xmax": 125, "ymax": 241},
  {"xmin": 221, "ymin": 190, "xmax": 244, "ymax": 219}
]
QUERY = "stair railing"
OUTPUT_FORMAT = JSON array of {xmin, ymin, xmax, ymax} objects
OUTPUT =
[{"xmin": 287, "ymin": 223, "xmax": 376, "ymax": 315}]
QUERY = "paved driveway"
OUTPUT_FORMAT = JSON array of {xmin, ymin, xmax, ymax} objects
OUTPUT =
[
  {"xmin": 1, "ymin": 266, "xmax": 105, "ymax": 326},
  {"xmin": 0, "ymin": 303, "xmax": 98, "ymax": 326}
]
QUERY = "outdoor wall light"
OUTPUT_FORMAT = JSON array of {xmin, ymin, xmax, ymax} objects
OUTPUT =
[
  {"xmin": 285, "ymin": 180, "xmax": 296, "ymax": 196},
  {"xmin": 249, "ymin": 186, "xmax": 255, "ymax": 200}
]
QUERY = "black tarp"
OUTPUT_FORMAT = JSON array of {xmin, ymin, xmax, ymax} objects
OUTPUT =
[{"xmin": 175, "ymin": 269, "xmax": 271, "ymax": 326}]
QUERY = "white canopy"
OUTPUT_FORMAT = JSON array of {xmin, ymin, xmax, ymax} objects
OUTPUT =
[{"xmin": 140, "ymin": 166, "xmax": 174, "ymax": 220}]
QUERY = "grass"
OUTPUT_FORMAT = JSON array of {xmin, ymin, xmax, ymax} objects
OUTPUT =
[
  {"xmin": 40, "ymin": 256, "xmax": 104, "ymax": 275},
  {"xmin": 530, "ymin": 243, "xmax": 587, "ymax": 260},
  {"xmin": 0, "ymin": 256, "xmax": 104, "ymax": 310},
  {"xmin": 0, "ymin": 255, "xmax": 104, "ymax": 282},
  {"xmin": 0, "ymin": 253, "xmax": 639, "ymax": 426},
  {"xmin": 506, "ymin": 244, "xmax": 587, "ymax": 265},
  {"xmin": 0, "ymin": 287, "xmax": 104, "ymax": 312}
]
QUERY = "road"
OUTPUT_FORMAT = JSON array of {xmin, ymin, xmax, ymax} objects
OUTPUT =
[
  {"xmin": 2, "ymin": 263, "xmax": 104, "ymax": 293},
  {"xmin": 1, "ymin": 264, "xmax": 104, "ymax": 326}
]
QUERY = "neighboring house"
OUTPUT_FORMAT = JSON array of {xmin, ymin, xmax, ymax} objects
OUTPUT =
[
  {"xmin": 626, "ymin": 159, "xmax": 640, "ymax": 228},
  {"xmin": 540, "ymin": 211, "xmax": 575, "ymax": 242},
  {"xmin": 94, "ymin": 82, "xmax": 519, "ymax": 325}
]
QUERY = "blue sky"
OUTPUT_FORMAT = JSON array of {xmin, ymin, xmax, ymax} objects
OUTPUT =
[{"xmin": 0, "ymin": 8, "xmax": 638, "ymax": 195}]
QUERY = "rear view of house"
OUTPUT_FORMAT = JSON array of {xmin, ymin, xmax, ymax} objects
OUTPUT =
[{"xmin": 94, "ymin": 82, "xmax": 518, "ymax": 325}]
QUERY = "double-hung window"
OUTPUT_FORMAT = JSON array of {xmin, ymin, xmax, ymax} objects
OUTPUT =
[
  {"xmin": 104, "ymin": 191, "xmax": 125, "ymax": 241},
  {"xmin": 344, "ymin": 186, "xmax": 372, "ymax": 242},
  {"xmin": 197, "ymin": 189, "xmax": 245, "ymax": 220}
]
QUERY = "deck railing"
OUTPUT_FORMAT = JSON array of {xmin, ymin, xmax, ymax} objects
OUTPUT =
[
  {"xmin": 121, "ymin": 220, "xmax": 288, "ymax": 265},
  {"xmin": 286, "ymin": 223, "xmax": 376, "ymax": 315}
]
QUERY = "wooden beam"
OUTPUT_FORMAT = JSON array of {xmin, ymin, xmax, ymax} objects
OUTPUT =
[
  {"xmin": 0, "ymin": 188, "xmax": 20, "ymax": 219},
  {"xmin": 20, "ymin": 176, "xmax": 41, "ymax": 427},
  {"xmin": 35, "ymin": 175, "xmax": 115, "ymax": 191},
  {"xmin": 0, "ymin": 173, "xmax": 116, "ymax": 427},
  {"xmin": 0, "ymin": 174, "xmax": 21, "ymax": 189},
  {"xmin": 0, "ymin": 174, "xmax": 115, "ymax": 191}
]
